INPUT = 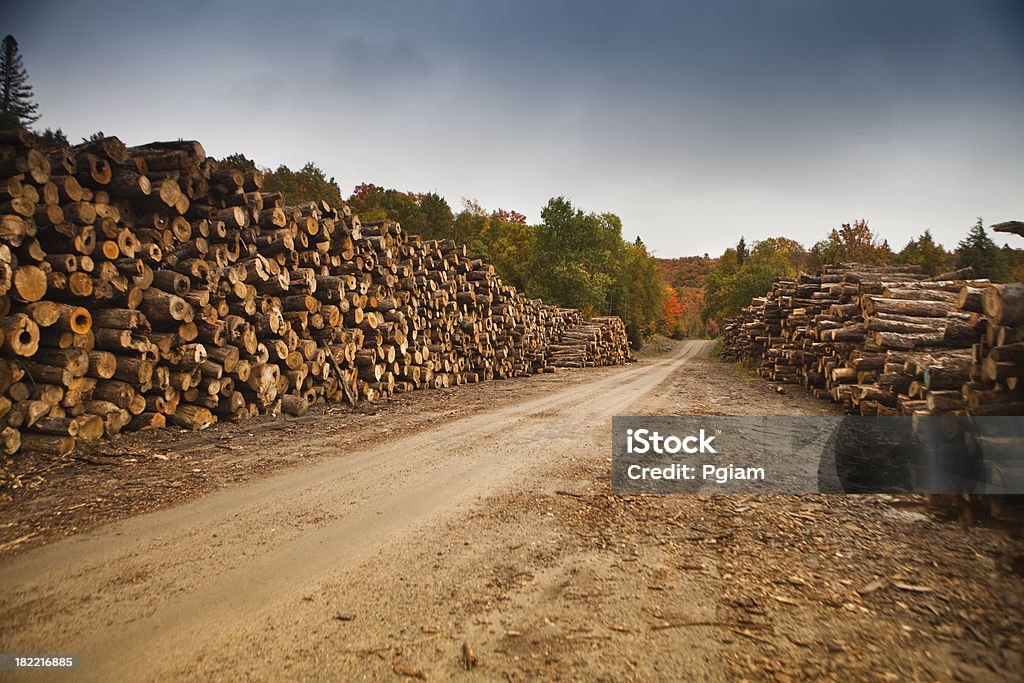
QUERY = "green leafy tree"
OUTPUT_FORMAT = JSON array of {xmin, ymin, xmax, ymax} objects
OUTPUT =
[
  {"xmin": 751, "ymin": 237, "xmax": 807, "ymax": 273},
  {"xmin": 419, "ymin": 192, "xmax": 454, "ymax": 239},
  {"xmin": 528, "ymin": 197, "xmax": 616, "ymax": 312},
  {"xmin": 263, "ymin": 162, "xmax": 343, "ymax": 206},
  {"xmin": 0, "ymin": 35, "xmax": 38, "ymax": 128},
  {"xmin": 466, "ymin": 205, "xmax": 535, "ymax": 291},
  {"xmin": 612, "ymin": 237, "xmax": 665, "ymax": 347},
  {"xmin": 957, "ymin": 218, "xmax": 1010, "ymax": 281},
  {"xmin": 527, "ymin": 197, "xmax": 664, "ymax": 345},
  {"xmin": 451, "ymin": 199, "xmax": 489, "ymax": 254},
  {"xmin": 346, "ymin": 188, "xmax": 532, "ymax": 289},
  {"xmin": 702, "ymin": 237, "xmax": 805, "ymax": 326},
  {"xmin": 897, "ymin": 230, "xmax": 950, "ymax": 275},
  {"xmin": 347, "ymin": 184, "xmax": 436, "ymax": 235},
  {"xmin": 218, "ymin": 155, "xmax": 344, "ymax": 206},
  {"xmin": 703, "ymin": 250, "xmax": 779, "ymax": 326}
]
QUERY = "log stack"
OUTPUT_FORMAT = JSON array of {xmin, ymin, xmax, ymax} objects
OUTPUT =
[
  {"xmin": 962, "ymin": 223, "xmax": 1024, "ymax": 416},
  {"xmin": 720, "ymin": 297, "xmax": 770, "ymax": 361},
  {"xmin": 547, "ymin": 316, "xmax": 631, "ymax": 368},
  {"xmin": 961, "ymin": 283, "xmax": 1024, "ymax": 415},
  {"xmin": 721, "ymin": 262, "xmax": 1024, "ymax": 526},
  {"xmin": 721, "ymin": 264, "xmax": 997, "ymax": 416},
  {"xmin": 0, "ymin": 129, "xmax": 630, "ymax": 459}
]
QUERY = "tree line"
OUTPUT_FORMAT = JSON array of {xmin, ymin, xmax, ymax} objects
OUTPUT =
[{"xmin": 673, "ymin": 218, "xmax": 1023, "ymax": 336}]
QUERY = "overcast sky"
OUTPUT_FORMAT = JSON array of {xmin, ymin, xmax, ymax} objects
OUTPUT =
[{"xmin": 8, "ymin": 1, "xmax": 1024, "ymax": 257}]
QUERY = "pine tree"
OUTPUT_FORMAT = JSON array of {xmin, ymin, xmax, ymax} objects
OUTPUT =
[
  {"xmin": 0, "ymin": 35, "xmax": 39, "ymax": 128},
  {"xmin": 36, "ymin": 127, "xmax": 68, "ymax": 149},
  {"xmin": 957, "ymin": 217, "xmax": 1010, "ymax": 281}
]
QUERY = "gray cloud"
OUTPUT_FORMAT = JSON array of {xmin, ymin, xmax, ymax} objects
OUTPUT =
[{"xmin": 6, "ymin": 0, "xmax": 1024, "ymax": 256}]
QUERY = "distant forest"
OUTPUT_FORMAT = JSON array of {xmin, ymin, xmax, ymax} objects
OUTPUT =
[{"xmin": 663, "ymin": 219, "xmax": 1024, "ymax": 337}]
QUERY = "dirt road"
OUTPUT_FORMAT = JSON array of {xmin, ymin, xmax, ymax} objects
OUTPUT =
[{"xmin": 1, "ymin": 340, "xmax": 1022, "ymax": 681}]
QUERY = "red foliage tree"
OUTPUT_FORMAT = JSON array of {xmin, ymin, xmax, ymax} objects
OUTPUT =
[{"xmin": 661, "ymin": 286, "xmax": 682, "ymax": 330}]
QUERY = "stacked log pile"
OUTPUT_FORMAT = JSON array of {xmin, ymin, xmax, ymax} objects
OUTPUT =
[
  {"xmin": 548, "ymin": 316, "xmax": 631, "ymax": 368},
  {"xmin": 720, "ymin": 297, "xmax": 770, "ymax": 361},
  {"xmin": 962, "ymin": 283, "xmax": 1024, "ymax": 415},
  {"xmin": 722, "ymin": 262, "xmax": 1024, "ymax": 524},
  {"xmin": 0, "ymin": 129, "xmax": 629, "ymax": 458},
  {"xmin": 721, "ymin": 264, "xmax": 998, "ymax": 415}
]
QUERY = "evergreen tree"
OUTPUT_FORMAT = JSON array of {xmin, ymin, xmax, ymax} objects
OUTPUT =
[
  {"xmin": 218, "ymin": 153, "xmax": 257, "ymax": 171},
  {"xmin": 0, "ymin": 35, "xmax": 39, "ymax": 128},
  {"xmin": 736, "ymin": 236, "xmax": 747, "ymax": 266},
  {"xmin": 957, "ymin": 218, "xmax": 1010, "ymax": 281},
  {"xmin": 35, "ymin": 127, "xmax": 68, "ymax": 149}
]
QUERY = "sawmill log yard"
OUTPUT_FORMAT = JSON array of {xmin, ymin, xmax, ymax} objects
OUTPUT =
[{"xmin": 2, "ymin": 1, "xmax": 1024, "ymax": 681}]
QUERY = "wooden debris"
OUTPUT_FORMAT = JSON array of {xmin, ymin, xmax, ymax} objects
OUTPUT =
[{"xmin": 460, "ymin": 641, "xmax": 478, "ymax": 670}]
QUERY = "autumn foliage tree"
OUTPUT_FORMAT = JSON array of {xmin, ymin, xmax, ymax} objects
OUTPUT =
[
  {"xmin": 475, "ymin": 206, "xmax": 535, "ymax": 292},
  {"xmin": 809, "ymin": 219, "xmax": 892, "ymax": 267},
  {"xmin": 678, "ymin": 287, "xmax": 710, "ymax": 337},
  {"xmin": 657, "ymin": 255, "xmax": 717, "ymax": 290},
  {"xmin": 660, "ymin": 286, "xmax": 682, "ymax": 334}
]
